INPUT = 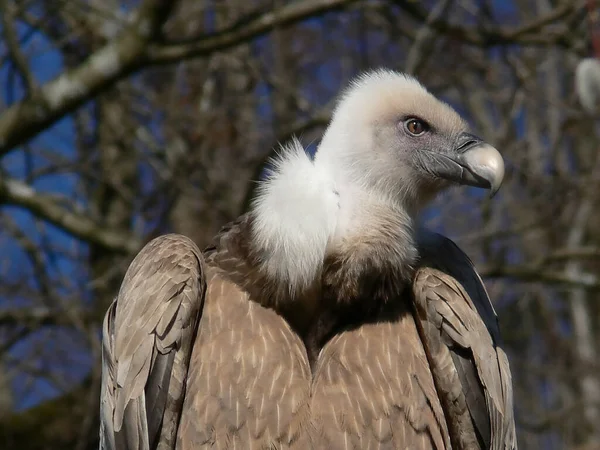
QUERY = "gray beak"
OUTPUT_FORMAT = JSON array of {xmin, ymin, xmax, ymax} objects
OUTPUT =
[{"xmin": 425, "ymin": 133, "xmax": 505, "ymax": 197}]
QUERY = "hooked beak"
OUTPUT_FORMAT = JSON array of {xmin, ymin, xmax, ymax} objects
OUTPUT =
[{"xmin": 424, "ymin": 133, "xmax": 505, "ymax": 197}]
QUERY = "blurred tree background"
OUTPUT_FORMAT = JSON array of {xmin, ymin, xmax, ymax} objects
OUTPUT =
[{"xmin": 0, "ymin": 0, "xmax": 596, "ymax": 448}]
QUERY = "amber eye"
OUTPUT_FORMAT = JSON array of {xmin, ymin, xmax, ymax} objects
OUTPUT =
[{"xmin": 404, "ymin": 118, "xmax": 429, "ymax": 136}]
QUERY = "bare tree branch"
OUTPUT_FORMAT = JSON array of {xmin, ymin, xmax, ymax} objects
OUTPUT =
[
  {"xmin": 0, "ymin": 0, "xmax": 36, "ymax": 94},
  {"xmin": 0, "ymin": 307, "xmax": 88, "ymax": 328},
  {"xmin": 481, "ymin": 265, "xmax": 600, "ymax": 289},
  {"xmin": 394, "ymin": 0, "xmax": 580, "ymax": 47},
  {"xmin": 0, "ymin": 177, "xmax": 139, "ymax": 253},
  {"xmin": 0, "ymin": 0, "xmax": 178, "ymax": 156},
  {"xmin": 546, "ymin": 246, "xmax": 600, "ymax": 261},
  {"xmin": 147, "ymin": 0, "xmax": 360, "ymax": 63},
  {"xmin": 404, "ymin": 0, "xmax": 452, "ymax": 74},
  {"xmin": 0, "ymin": 0, "xmax": 359, "ymax": 156}
]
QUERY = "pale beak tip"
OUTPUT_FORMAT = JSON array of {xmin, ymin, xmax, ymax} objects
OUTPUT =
[{"xmin": 463, "ymin": 142, "xmax": 505, "ymax": 198}]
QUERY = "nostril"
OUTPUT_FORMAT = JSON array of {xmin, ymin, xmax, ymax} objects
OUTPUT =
[{"xmin": 457, "ymin": 139, "xmax": 478, "ymax": 153}]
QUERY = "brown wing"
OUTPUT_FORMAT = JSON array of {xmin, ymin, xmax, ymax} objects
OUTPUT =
[
  {"xmin": 413, "ymin": 230, "xmax": 516, "ymax": 450},
  {"xmin": 100, "ymin": 234, "xmax": 206, "ymax": 450}
]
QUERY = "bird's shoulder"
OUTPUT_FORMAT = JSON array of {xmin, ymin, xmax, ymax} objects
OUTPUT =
[
  {"xmin": 123, "ymin": 233, "xmax": 204, "ymax": 282},
  {"xmin": 100, "ymin": 233, "xmax": 207, "ymax": 450},
  {"xmin": 202, "ymin": 213, "xmax": 292, "ymax": 308},
  {"xmin": 413, "ymin": 229, "xmax": 516, "ymax": 450},
  {"xmin": 203, "ymin": 212, "xmax": 253, "ymax": 262},
  {"xmin": 415, "ymin": 229, "xmax": 501, "ymax": 343}
]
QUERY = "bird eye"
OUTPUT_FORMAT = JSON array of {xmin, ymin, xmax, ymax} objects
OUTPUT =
[{"xmin": 404, "ymin": 118, "xmax": 429, "ymax": 136}]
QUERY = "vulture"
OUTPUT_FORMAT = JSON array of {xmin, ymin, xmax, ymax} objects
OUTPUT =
[{"xmin": 100, "ymin": 69, "xmax": 517, "ymax": 450}]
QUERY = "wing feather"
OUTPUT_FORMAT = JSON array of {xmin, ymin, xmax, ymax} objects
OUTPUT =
[
  {"xmin": 100, "ymin": 234, "xmax": 206, "ymax": 450},
  {"xmin": 414, "ymin": 230, "xmax": 517, "ymax": 450}
]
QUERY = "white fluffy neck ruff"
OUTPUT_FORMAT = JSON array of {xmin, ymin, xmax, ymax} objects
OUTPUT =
[
  {"xmin": 250, "ymin": 137, "xmax": 414, "ymax": 295},
  {"xmin": 251, "ymin": 138, "xmax": 339, "ymax": 293}
]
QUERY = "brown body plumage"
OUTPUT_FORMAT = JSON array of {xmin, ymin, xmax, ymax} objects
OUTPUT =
[{"xmin": 100, "ymin": 70, "xmax": 516, "ymax": 450}]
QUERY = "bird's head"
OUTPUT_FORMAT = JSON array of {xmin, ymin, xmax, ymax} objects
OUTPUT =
[
  {"xmin": 315, "ymin": 70, "xmax": 504, "ymax": 212},
  {"xmin": 251, "ymin": 69, "xmax": 505, "ymax": 293}
]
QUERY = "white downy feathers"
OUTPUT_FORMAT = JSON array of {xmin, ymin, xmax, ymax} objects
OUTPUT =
[{"xmin": 251, "ymin": 138, "xmax": 340, "ymax": 293}]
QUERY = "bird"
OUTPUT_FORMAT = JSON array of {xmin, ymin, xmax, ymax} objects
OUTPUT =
[{"xmin": 99, "ymin": 69, "xmax": 516, "ymax": 450}]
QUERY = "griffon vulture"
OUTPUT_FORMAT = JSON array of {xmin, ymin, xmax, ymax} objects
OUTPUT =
[{"xmin": 100, "ymin": 70, "xmax": 516, "ymax": 450}]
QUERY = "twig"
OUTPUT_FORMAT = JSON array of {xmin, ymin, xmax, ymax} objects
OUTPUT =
[{"xmin": 0, "ymin": 0, "xmax": 36, "ymax": 94}]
